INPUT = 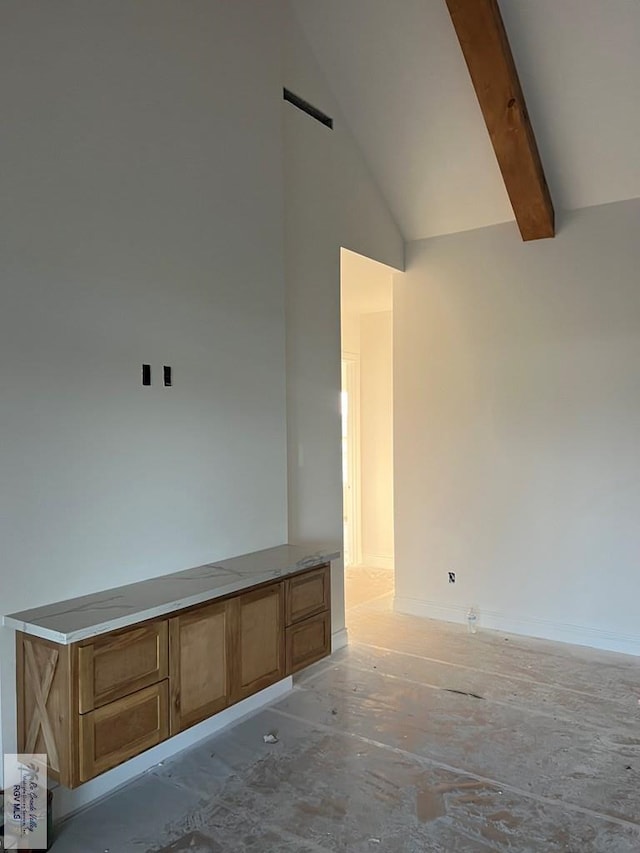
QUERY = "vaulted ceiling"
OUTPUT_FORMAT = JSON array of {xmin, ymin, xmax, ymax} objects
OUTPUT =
[{"xmin": 290, "ymin": 0, "xmax": 640, "ymax": 242}]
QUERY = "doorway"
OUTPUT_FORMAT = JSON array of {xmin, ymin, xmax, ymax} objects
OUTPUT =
[
  {"xmin": 341, "ymin": 354, "xmax": 361, "ymax": 568},
  {"xmin": 340, "ymin": 248, "xmax": 395, "ymax": 614}
]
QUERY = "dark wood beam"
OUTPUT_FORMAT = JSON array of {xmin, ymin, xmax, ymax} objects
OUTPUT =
[{"xmin": 445, "ymin": 0, "xmax": 555, "ymax": 241}]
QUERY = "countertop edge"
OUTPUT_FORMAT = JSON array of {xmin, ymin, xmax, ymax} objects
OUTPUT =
[{"xmin": 3, "ymin": 548, "xmax": 340, "ymax": 645}]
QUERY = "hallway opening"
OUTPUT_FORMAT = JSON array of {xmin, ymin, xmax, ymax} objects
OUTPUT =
[{"xmin": 340, "ymin": 248, "xmax": 395, "ymax": 615}]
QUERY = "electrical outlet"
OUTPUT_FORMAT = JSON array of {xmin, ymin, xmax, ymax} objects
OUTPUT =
[{"xmin": 448, "ymin": 571, "xmax": 456, "ymax": 584}]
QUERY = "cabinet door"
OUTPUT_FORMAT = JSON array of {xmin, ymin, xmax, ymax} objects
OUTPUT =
[
  {"xmin": 230, "ymin": 583, "xmax": 285, "ymax": 703},
  {"xmin": 78, "ymin": 621, "xmax": 168, "ymax": 713},
  {"xmin": 285, "ymin": 565, "xmax": 330, "ymax": 626},
  {"xmin": 79, "ymin": 681, "xmax": 168, "ymax": 783},
  {"xmin": 286, "ymin": 611, "xmax": 331, "ymax": 674},
  {"xmin": 169, "ymin": 600, "xmax": 230, "ymax": 735}
]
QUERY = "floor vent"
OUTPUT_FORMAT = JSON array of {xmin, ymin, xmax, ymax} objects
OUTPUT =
[{"xmin": 283, "ymin": 88, "xmax": 333, "ymax": 129}]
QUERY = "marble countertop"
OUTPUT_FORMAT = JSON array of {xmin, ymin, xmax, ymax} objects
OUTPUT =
[{"xmin": 3, "ymin": 544, "xmax": 340, "ymax": 645}]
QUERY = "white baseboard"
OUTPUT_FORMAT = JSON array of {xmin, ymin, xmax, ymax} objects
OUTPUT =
[
  {"xmin": 393, "ymin": 596, "xmax": 640, "ymax": 657},
  {"xmin": 53, "ymin": 676, "xmax": 293, "ymax": 821},
  {"xmin": 360, "ymin": 554, "xmax": 394, "ymax": 571},
  {"xmin": 332, "ymin": 627, "xmax": 349, "ymax": 652}
]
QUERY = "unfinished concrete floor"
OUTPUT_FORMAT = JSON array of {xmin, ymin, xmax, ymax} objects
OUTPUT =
[{"xmin": 51, "ymin": 566, "xmax": 640, "ymax": 852}]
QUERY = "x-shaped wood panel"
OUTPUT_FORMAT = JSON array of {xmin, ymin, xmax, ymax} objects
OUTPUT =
[{"xmin": 24, "ymin": 641, "xmax": 60, "ymax": 772}]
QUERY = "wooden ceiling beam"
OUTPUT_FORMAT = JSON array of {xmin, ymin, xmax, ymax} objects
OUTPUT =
[{"xmin": 445, "ymin": 0, "xmax": 555, "ymax": 241}]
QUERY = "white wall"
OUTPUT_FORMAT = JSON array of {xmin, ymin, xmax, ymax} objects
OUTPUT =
[
  {"xmin": 360, "ymin": 312, "xmax": 394, "ymax": 568},
  {"xmin": 0, "ymin": 0, "xmax": 288, "ymax": 792},
  {"xmin": 394, "ymin": 198, "xmax": 640, "ymax": 655},
  {"xmin": 0, "ymin": 0, "xmax": 404, "ymax": 809},
  {"xmin": 283, "ymin": 6, "xmax": 404, "ymax": 642}
]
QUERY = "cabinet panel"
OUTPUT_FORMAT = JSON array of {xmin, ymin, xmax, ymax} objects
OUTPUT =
[
  {"xmin": 230, "ymin": 583, "xmax": 284, "ymax": 702},
  {"xmin": 285, "ymin": 565, "xmax": 330, "ymax": 626},
  {"xmin": 169, "ymin": 600, "xmax": 229, "ymax": 734},
  {"xmin": 79, "ymin": 681, "xmax": 168, "ymax": 782},
  {"xmin": 286, "ymin": 611, "xmax": 331, "ymax": 674},
  {"xmin": 78, "ymin": 621, "xmax": 168, "ymax": 713},
  {"xmin": 16, "ymin": 632, "xmax": 77, "ymax": 788}
]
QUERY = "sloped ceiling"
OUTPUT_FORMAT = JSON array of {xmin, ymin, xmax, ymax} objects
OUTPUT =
[{"xmin": 290, "ymin": 0, "xmax": 640, "ymax": 242}]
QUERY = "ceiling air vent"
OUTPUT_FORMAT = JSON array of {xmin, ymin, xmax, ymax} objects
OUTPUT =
[{"xmin": 283, "ymin": 88, "xmax": 333, "ymax": 129}]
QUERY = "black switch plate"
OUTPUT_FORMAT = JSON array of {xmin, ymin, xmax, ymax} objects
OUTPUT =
[
  {"xmin": 164, "ymin": 365, "xmax": 172, "ymax": 387},
  {"xmin": 142, "ymin": 364, "xmax": 151, "ymax": 386}
]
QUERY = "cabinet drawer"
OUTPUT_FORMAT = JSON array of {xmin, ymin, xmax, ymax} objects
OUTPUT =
[
  {"xmin": 78, "ymin": 621, "xmax": 168, "ymax": 713},
  {"xmin": 285, "ymin": 565, "xmax": 330, "ymax": 626},
  {"xmin": 79, "ymin": 681, "xmax": 169, "ymax": 782},
  {"xmin": 286, "ymin": 610, "xmax": 331, "ymax": 675}
]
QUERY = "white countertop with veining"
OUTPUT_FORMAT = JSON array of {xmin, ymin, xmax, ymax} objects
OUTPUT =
[{"xmin": 3, "ymin": 544, "xmax": 339, "ymax": 645}]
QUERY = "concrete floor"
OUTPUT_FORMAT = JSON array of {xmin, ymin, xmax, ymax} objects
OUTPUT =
[{"xmin": 51, "ymin": 567, "xmax": 640, "ymax": 852}]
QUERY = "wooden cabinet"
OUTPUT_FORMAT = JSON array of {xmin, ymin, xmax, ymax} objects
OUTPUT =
[
  {"xmin": 16, "ymin": 622, "xmax": 170, "ymax": 789},
  {"xmin": 16, "ymin": 565, "xmax": 332, "ymax": 788},
  {"xmin": 285, "ymin": 565, "xmax": 330, "ymax": 626},
  {"xmin": 79, "ymin": 682, "xmax": 169, "ymax": 783},
  {"xmin": 78, "ymin": 621, "xmax": 168, "ymax": 713},
  {"xmin": 230, "ymin": 583, "xmax": 285, "ymax": 703},
  {"xmin": 286, "ymin": 610, "xmax": 331, "ymax": 674},
  {"xmin": 284, "ymin": 564, "xmax": 331, "ymax": 674},
  {"xmin": 169, "ymin": 600, "xmax": 230, "ymax": 734},
  {"xmin": 16, "ymin": 634, "xmax": 76, "ymax": 788}
]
